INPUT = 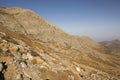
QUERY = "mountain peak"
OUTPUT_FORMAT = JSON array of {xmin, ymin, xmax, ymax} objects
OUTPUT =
[{"xmin": 0, "ymin": 7, "xmax": 68, "ymax": 42}]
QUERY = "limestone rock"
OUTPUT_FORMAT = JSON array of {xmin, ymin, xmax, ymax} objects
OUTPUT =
[
  {"xmin": 31, "ymin": 57, "xmax": 49, "ymax": 67},
  {"xmin": 0, "ymin": 40, "xmax": 9, "ymax": 52},
  {"xmin": 26, "ymin": 53, "xmax": 33, "ymax": 60},
  {"xmin": 9, "ymin": 45, "xmax": 19, "ymax": 52}
]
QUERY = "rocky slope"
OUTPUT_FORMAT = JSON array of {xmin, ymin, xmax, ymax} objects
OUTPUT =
[
  {"xmin": 0, "ymin": 7, "xmax": 120, "ymax": 80},
  {"xmin": 100, "ymin": 39, "xmax": 120, "ymax": 56}
]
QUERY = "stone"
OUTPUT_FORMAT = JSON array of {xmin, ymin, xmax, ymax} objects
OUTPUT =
[
  {"xmin": 75, "ymin": 66, "xmax": 80, "ymax": 72},
  {"xmin": 9, "ymin": 45, "xmax": 19, "ymax": 52},
  {"xmin": 31, "ymin": 57, "xmax": 43, "ymax": 64},
  {"xmin": 26, "ymin": 53, "xmax": 33, "ymax": 60},
  {"xmin": 23, "ymin": 71, "xmax": 32, "ymax": 79},
  {"xmin": 22, "ymin": 54, "xmax": 28, "ymax": 60},
  {"xmin": 39, "ymin": 49, "xmax": 44, "ymax": 53},
  {"xmin": 0, "ymin": 41, "xmax": 9, "ymax": 52},
  {"xmin": 16, "ymin": 74, "xmax": 21, "ymax": 80},
  {"xmin": 0, "ymin": 63, "xmax": 3, "ymax": 71},
  {"xmin": 20, "ymin": 62, "xmax": 27, "ymax": 68},
  {"xmin": 68, "ymin": 75, "xmax": 74, "ymax": 80},
  {"xmin": 16, "ymin": 74, "xmax": 24, "ymax": 80},
  {"xmin": 0, "ymin": 32, "xmax": 6, "ymax": 38}
]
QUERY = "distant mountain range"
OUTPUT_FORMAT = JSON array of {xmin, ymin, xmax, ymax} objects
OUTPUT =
[
  {"xmin": 0, "ymin": 7, "xmax": 120, "ymax": 80},
  {"xmin": 100, "ymin": 39, "xmax": 120, "ymax": 56}
]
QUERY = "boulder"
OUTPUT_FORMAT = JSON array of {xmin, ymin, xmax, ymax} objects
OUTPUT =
[
  {"xmin": 9, "ymin": 45, "xmax": 19, "ymax": 52},
  {"xmin": 26, "ymin": 53, "xmax": 33, "ymax": 60},
  {"xmin": 31, "ymin": 57, "xmax": 49, "ymax": 67},
  {"xmin": 0, "ymin": 41, "xmax": 9, "ymax": 52}
]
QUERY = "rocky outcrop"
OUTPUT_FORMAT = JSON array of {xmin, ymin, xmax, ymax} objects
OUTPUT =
[{"xmin": 0, "ymin": 28, "xmax": 119, "ymax": 80}]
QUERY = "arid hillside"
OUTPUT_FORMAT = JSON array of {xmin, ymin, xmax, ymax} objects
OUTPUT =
[
  {"xmin": 100, "ymin": 39, "xmax": 120, "ymax": 56},
  {"xmin": 0, "ymin": 7, "xmax": 120, "ymax": 80}
]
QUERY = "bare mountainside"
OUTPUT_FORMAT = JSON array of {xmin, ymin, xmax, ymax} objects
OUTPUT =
[
  {"xmin": 0, "ymin": 7, "xmax": 120, "ymax": 80},
  {"xmin": 100, "ymin": 40, "xmax": 120, "ymax": 56}
]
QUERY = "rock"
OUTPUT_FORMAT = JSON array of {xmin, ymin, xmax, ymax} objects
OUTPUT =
[
  {"xmin": 0, "ymin": 32, "xmax": 6, "ymax": 38},
  {"xmin": 0, "ymin": 63, "xmax": 3, "ymax": 71},
  {"xmin": 75, "ymin": 66, "xmax": 80, "ymax": 72},
  {"xmin": 26, "ymin": 53, "xmax": 33, "ymax": 60},
  {"xmin": 16, "ymin": 74, "xmax": 21, "ymax": 80},
  {"xmin": 22, "ymin": 54, "xmax": 28, "ymax": 60},
  {"xmin": 9, "ymin": 45, "xmax": 19, "ymax": 52},
  {"xmin": 16, "ymin": 74, "xmax": 24, "ymax": 80},
  {"xmin": 23, "ymin": 71, "xmax": 32, "ymax": 79},
  {"xmin": 0, "ymin": 41, "xmax": 9, "ymax": 52},
  {"xmin": 20, "ymin": 62, "xmax": 27, "ymax": 68},
  {"xmin": 39, "ymin": 49, "xmax": 44, "ymax": 53},
  {"xmin": 68, "ymin": 75, "xmax": 74, "ymax": 80},
  {"xmin": 18, "ymin": 45, "xmax": 26, "ymax": 53},
  {"xmin": 2, "ymin": 40, "xmax": 8, "ymax": 43},
  {"xmin": 39, "ymin": 65, "xmax": 48, "ymax": 70},
  {"xmin": 31, "ymin": 57, "xmax": 45, "ymax": 64}
]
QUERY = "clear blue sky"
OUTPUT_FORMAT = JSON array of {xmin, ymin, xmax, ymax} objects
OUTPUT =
[{"xmin": 0, "ymin": 0, "xmax": 120, "ymax": 41}]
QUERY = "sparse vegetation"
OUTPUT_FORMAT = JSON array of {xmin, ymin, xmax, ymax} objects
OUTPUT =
[{"xmin": 0, "ymin": 7, "xmax": 119, "ymax": 80}]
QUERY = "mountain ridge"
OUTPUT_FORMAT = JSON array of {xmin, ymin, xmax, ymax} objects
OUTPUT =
[{"xmin": 100, "ymin": 39, "xmax": 120, "ymax": 56}]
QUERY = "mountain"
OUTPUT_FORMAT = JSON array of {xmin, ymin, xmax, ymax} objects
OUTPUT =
[
  {"xmin": 100, "ymin": 39, "xmax": 120, "ymax": 56},
  {"xmin": 0, "ymin": 7, "xmax": 120, "ymax": 80}
]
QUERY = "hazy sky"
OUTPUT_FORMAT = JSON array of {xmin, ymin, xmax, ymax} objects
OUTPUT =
[{"xmin": 0, "ymin": 0, "xmax": 120, "ymax": 41}]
